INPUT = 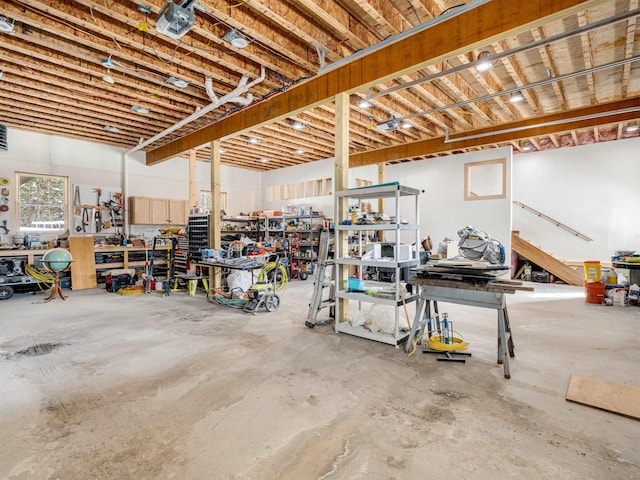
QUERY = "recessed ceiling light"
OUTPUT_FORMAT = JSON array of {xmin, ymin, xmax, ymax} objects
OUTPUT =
[
  {"xmin": 475, "ymin": 51, "xmax": 492, "ymax": 72},
  {"xmin": 248, "ymin": 137, "xmax": 261, "ymax": 144},
  {"xmin": 130, "ymin": 105, "xmax": 149, "ymax": 114},
  {"xmin": 626, "ymin": 122, "xmax": 639, "ymax": 132},
  {"xmin": 0, "ymin": 16, "xmax": 15, "ymax": 34},
  {"xmin": 509, "ymin": 91, "xmax": 524, "ymax": 103},
  {"xmin": 167, "ymin": 76, "xmax": 188, "ymax": 88},
  {"xmin": 291, "ymin": 120, "xmax": 306, "ymax": 130},
  {"xmin": 260, "ymin": 158, "xmax": 268, "ymax": 163},
  {"xmin": 104, "ymin": 125, "xmax": 120, "ymax": 133},
  {"xmin": 358, "ymin": 99, "xmax": 372, "ymax": 109},
  {"xmin": 295, "ymin": 149, "xmax": 304, "ymax": 155},
  {"xmin": 223, "ymin": 29, "xmax": 249, "ymax": 49}
]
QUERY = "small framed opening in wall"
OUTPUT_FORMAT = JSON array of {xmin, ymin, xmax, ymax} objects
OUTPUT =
[{"xmin": 464, "ymin": 158, "xmax": 507, "ymax": 201}]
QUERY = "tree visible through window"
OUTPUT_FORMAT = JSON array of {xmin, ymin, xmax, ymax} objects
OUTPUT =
[
  {"xmin": 17, "ymin": 173, "xmax": 68, "ymax": 231},
  {"xmin": 200, "ymin": 190, "xmax": 228, "ymax": 213}
]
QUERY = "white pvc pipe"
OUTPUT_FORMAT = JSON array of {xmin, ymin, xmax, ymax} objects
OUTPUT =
[{"xmin": 126, "ymin": 66, "xmax": 266, "ymax": 156}]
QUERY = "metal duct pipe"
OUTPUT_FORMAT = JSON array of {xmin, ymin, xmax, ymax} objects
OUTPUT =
[
  {"xmin": 369, "ymin": 7, "xmax": 640, "ymax": 100},
  {"xmin": 397, "ymin": 55, "xmax": 640, "ymax": 123},
  {"xmin": 126, "ymin": 67, "xmax": 265, "ymax": 155}
]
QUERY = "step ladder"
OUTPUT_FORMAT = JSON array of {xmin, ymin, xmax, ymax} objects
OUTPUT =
[{"xmin": 306, "ymin": 229, "xmax": 335, "ymax": 327}]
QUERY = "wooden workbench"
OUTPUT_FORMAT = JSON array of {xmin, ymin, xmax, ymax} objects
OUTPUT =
[{"xmin": 407, "ymin": 276, "xmax": 533, "ymax": 379}]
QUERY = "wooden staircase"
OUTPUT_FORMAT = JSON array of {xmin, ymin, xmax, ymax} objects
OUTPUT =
[{"xmin": 511, "ymin": 231, "xmax": 583, "ymax": 286}]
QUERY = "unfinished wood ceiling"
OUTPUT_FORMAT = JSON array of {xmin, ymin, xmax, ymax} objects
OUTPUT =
[{"xmin": 1, "ymin": 0, "xmax": 639, "ymax": 171}]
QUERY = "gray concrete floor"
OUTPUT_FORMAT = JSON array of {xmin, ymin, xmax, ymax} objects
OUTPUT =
[{"xmin": 1, "ymin": 279, "xmax": 639, "ymax": 479}]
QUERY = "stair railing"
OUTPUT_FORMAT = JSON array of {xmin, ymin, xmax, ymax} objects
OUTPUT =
[{"xmin": 512, "ymin": 201, "xmax": 593, "ymax": 242}]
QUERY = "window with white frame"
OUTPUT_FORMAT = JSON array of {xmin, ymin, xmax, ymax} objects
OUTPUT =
[
  {"xmin": 200, "ymin": 190, "xmax": 228, "ymax": 213},
  {"xmin": 17, "ymin": 172, "xmax": 68, "ymax": 232}
]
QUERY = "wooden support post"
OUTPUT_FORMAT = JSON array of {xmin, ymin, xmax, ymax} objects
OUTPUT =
[
  {"xmin": 377, "ymin": 162, "xmax": 385, "ymax": 242},
  {"xmin": 335, "ymin": 92, "xmax": 349, "ymax": 324},
  {"xmin": 210, "ymin": 141, "xmax": 222, "ymax": 289},
  {"xmin": 189, "ymin": 149, "xmax": 197, "ymax": 212}
]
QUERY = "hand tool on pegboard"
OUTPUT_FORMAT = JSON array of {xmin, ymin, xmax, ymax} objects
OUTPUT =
[{"xmin": 93, "ymin": 188, "xmax": 102, "ymax": 232}]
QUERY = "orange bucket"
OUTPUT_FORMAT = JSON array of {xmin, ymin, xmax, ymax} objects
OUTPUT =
[{"xmin": 584, "ymin": 281, "xmax": 605, "ymax": 304}]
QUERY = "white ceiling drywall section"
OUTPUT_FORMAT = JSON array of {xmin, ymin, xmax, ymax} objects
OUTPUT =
[{"xmin": 512, "ymin": 136, "xmax": 640, "ymax": 262}]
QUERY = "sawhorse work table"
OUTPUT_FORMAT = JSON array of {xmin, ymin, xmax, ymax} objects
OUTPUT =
[{"xmin": 406, "ymin": 277, "xmax": 533, "ymax": 379}]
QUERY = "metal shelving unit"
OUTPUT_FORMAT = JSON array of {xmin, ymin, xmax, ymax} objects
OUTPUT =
[
  {"xmin": 264, "ymin": 214, "xmax": 324, "ymax": 274},
  {"xmin": 187, "ymin": 214, "xmax": 209, "ymax": 262},
  {"xmin": 334, "ymin": 183, "xmax": 421, "ymax": 346}
]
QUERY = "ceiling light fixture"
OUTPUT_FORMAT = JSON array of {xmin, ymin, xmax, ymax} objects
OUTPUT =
[
  {"xmin": 130, "ymin": 105, "xmax": 149, "ymax": 114},
  {"xmin": 291, "ymin": 120, "xmax": 306, "ymax": 130},
  {"xmin": 219, "ymin": 148, "xmax": 227, "ymax": 153},
  {"xmin": 260, "ymin": 158, "xmax": 268, "ymax": 163},
  {"xmin": 103, "ymin": 125, "xmax": 120, "ymax": 133},
  {"xmin": 521, "ymin": 140, "xmax": 533, "ymax": 151},
  {"xmin": 102, "ymin": 70, "xmax": 115, "ymax": 84},
  {"xmin": 401, "ymin": 121, "xmax": 413, "ymax": 129},
  {"xmin": 358, "ymin": 99, "xmax": 372, "ymax": 109},
  {"xmin": 475, "ymin": 51, "xmax": 492, "ymax": 72},
  {"xmin": 295, "ymin": 149, "xmax": 304, "ymax": 155},
  {"xmin": 167, "ymin": 76, "xmax": 188, "ymax": 88},
  {"xmin": 509, "ymin": 91, "xmax": 525, "ymax": 103},
  {"xmin": 248, "ymin": 137, "xmax": 261, "ymax": 144},
  {"xmin": 223, "ymin": 29, "xmax": 249, "ymax": 49},
  {"xmin": 0, "ymin": 16, "xmax": 15, "ymax": 34},
  {"xmin": 626, "ymin": 122, "xmax": 639, "ymax": 132}
]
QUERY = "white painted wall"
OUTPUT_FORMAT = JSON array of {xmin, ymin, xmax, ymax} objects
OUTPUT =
[
  {"xmin": 263, "ymin": 150, "xmax": 513, "ymax": 260},
  {"xmin": 261, "ymin": 158, "xmax": 335, "ymax": 216},
  {"xmin": 512, "ymin": 137, "xmax": 640, "ymax": 262},
  {"xmin": 0, "ymin": 129, "xmax": 261, "ymax": 242},
  {"xmin": 386, "ymin": 147, "xmax": 513, "ymax": 258}
]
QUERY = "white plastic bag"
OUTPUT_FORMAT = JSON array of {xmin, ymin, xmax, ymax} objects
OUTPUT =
[
  {"xmin": 350, "ymin": 304, "xmax": 396, "ymax": 334},
  {"xmin": 226, "ymin": 270, "xmax": 252, "ymax": 292}
]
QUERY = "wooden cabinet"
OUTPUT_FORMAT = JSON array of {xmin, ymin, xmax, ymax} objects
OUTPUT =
[
  {"xmin": 168, "ymin": 199, "xmax": 189, "ymax": 225},
  {"xmin": 151, "ymin": 199, "xmax": 169, "ymax": 225},
  {"xmin": 129, "ymin": 197, "xmax": 152, "ymax": 224},
  {"xmin": 129, "ymin": 196, "xmax": 189, "ymax": 225}
]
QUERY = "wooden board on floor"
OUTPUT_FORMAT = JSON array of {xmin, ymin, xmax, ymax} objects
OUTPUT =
[
  {"xmin": 566, "ymin": 374, "xmax": 640, "ymax": 420},
  {"xmin": 69, "ymin": 236, "xmax": 97, "ymax": 290}
]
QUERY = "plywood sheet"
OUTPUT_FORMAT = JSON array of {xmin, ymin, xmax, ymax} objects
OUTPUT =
[
  {"xmin": 566, "ymin": 374, "xmax": 640, "ymax": 420},
  {"xmin": 69, "ymin": 236, "xmax": 97, "ymax": 290}
]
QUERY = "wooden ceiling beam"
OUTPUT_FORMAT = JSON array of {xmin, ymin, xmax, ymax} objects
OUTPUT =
[
  {"xmin": 183, "ymin": 0, "xmax": 321, "ymax": 74},
  {"xmin": 77, "ymin": 0, "xmax": 306, "ymax": 82},
  {"xmin": 576, "ymin": 11, "xmax": 598, "ymax": 103},
  {"xmin": 0, "ymin": 47, "xmax": 193, "ymax": 118},
  {"xmin": 148, "ymin": 0, "xmax": 601, "ymax": 165},
  {"xmin": 12, "ymin": 0, "xmax": 249, "ymax": 93},
  {"xmin": 0, "ymin": 76, "xmax": 175, "ymax": 128},
  {"xmin": 0, "ymin": 88, "xmax": 160, "ymax": 135},
  {"xmin": 621, "ymin": 0, "xmax": 639, "ymax": 97},
  {"xmin": 232, "ymin": 0, "xmax": 342, "ymax": 66},
  {"xmin": 349, "ymin": 97, "xmax": 640, "ymax": 166},
  {"xmin": 532, "ymin": 27, "xmax": 568, "ymax": 108}
]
